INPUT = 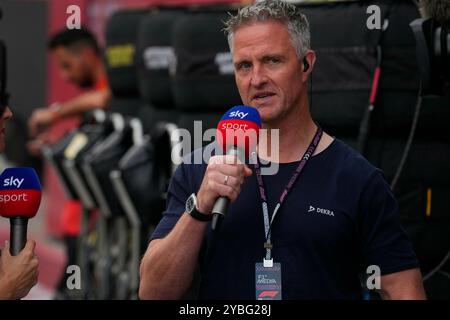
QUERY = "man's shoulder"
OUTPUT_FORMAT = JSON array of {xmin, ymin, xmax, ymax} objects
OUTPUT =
[{"xmin": 329, "ymin": 138, "xmax": 383, "ymax": 184}]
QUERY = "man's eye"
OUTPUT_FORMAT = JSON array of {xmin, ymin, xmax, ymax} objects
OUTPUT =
[
  {"xmin": 269, "ymin": 58, "xmax": 280, "ymax": 64},
  {"xmin": 237, "ymin": 62, "xmax": 251, "ymax": 70}
]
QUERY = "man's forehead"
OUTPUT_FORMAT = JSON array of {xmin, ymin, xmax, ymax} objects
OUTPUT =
[
  {"xmin": 232, "ymin": 20, "xmax": 293, "ymax": 57},
  {"xmin": 52, "ymin": 47, "xmax": 73, "ymax": 59},
  {"xmin": 53, "ymin": 45, "xmax": 84, "ymax": 58}
]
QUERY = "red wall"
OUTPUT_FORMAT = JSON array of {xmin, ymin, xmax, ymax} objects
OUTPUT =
[{"xmin": 45, "ymin": 0, "xmax": 88, "ymax": 237}]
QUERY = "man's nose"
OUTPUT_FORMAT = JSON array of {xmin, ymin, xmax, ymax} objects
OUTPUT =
[{"xmin": 250, "ymin": 65, "xmax": 268, "ymax": 88}]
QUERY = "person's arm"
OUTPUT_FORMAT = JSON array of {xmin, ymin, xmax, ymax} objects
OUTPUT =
[
  {"xmin": 28, "ymin": 89, "xmax": 111, "ymax": 137},
  {"xmin": 0, "ymin": 240, "xmax": 39, "ymax": 300},
  {"xmin": 139, "ymin": 155, "xmax": 252, "ymax": 300},
  {"xmin": 380, "ymin": 268, "xmax": 426, "ymax": 300},
  {"xmin": 139, "ymin": 213, "xmax": 208, "ymax": 300},
  {"xmin": 358, "ymin": 171, "xmax": 426, "ymax": 300}
]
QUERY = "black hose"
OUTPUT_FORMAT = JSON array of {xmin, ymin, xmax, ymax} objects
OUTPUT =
[{"xmin": 390, "ymin": 83, "xmax": 423, "ymax": 191}]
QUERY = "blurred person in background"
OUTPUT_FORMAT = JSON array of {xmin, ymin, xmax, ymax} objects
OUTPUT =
[
  {"xmin": 28, "ymin": 27, "xmax": 110, "ymax": 144},
  {"xmin": 26, "ymin": 28, "xmax": 110, "ymax": 299}
]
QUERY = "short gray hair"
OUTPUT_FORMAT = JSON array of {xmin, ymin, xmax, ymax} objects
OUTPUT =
[{"xmin": 224, "ymin": 0, "xmax": 311, "ymax": 59}]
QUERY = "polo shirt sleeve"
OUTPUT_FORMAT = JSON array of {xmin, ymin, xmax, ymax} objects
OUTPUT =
[
  {"xmin": 358, "ymin": 171, "xmax": 420, "ymax": 275},
  {"xmin": 149, "ymin": 163, "xmax": 191, "ymax": 241}
]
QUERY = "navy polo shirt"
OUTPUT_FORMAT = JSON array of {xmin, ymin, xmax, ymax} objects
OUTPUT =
[{"xmin": 150, "ymin": 139, "xmax": 419, "ymax": 299}]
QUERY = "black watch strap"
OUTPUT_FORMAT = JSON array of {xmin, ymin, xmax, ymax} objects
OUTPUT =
[{"xmin": 188, "ymin": 208, "xmax": 213, "ymax": 222}]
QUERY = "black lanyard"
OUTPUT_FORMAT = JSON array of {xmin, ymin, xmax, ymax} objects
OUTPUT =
[{"xmin": 253, "ymin": 126, "xmax": 323, "ymax": 263}]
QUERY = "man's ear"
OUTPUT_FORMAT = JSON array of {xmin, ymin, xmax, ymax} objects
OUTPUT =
[
  {"xmin": 302, "ymin": 50, "xmax": 316, "ymax": 82},
  {"xmin": 303, "ymin": 58, "xmax": 310, "ymax": 72}
]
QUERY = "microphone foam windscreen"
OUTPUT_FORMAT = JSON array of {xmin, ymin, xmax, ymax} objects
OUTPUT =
[
  {"xmin": 216, "ymin": 105, "xmax": 261, "ymax": 156},
  {"xmin": 0, "ymin": 167, "xmax": 42, "ymax": 218}
]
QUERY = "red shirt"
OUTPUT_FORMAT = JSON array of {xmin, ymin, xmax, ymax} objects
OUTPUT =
[{"xmin": 60, "ymin": 74, "xmax": 109, "ymax": 236}]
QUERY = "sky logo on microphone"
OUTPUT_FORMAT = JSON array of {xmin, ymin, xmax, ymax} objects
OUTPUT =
[
  {"xmin": 3, "ymin": 176, "xmax": 25, "ymax": 188},
  {"xmin": 0, "ymin": 167, "xmax": 41, "ymax": 218},
  {"xmin": 220, "ymin": 105, "xmax": 261, "ymax": 127},
  {"xmin": 228, "ymin": 110, "xmax": 249, "ymax": 120}
]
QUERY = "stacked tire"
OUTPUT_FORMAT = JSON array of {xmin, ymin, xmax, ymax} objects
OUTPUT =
[
  {"xmin": 298, "ymin": 0, "xmax": 450, "ymax": 298},
  {"xmin": 172, "ymin": 9, "xmax": 241, "ymax": 141}
]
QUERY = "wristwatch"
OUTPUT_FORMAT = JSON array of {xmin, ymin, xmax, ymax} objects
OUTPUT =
[{"xmin": 185, "ymin": 193, "xmax": 212, "ymax": 222}]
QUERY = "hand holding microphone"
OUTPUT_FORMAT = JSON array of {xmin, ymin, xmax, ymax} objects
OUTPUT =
[
  {"xmin": 0, "ymin": 168, "xmax": 42, "ymax": 255},
  {"xmin": 0, "ymin": 167, "xmax": 41, "ymax": 299},
  {"xmin": 196, "ymin": 106, "xmax": 261, "ymax": 230},
  {"xmin": 0, "ymin": 240, "xmax": 39, "ymax": 300},
  {"xmin": 196, "ymin": 154, "xmax": 253, "ymax": 215}
]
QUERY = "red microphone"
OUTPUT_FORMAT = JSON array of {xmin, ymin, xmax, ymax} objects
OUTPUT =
[
  {"xmin": 0, "ymin": 168, "xmax": 41, "ymax": 255},
  {"xmin": 212, "ymin": 106, "xmax": 261, "ymax": 230}
]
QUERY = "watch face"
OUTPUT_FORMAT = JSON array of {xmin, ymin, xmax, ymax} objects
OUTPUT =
[{"xmin": 186, "ymin": 194, "xmax": 195, "ymax": 213}]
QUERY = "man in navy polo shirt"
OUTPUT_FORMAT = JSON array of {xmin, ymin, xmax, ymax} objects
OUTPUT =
[{"xmin": 139, "ymin": 0, "xmax": 426, "ymax": 300}]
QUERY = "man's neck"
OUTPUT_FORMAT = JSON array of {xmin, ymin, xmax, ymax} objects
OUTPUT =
[{"xmin": 257, "ymin": 102, "xmax": 333, "ymax": 163}]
